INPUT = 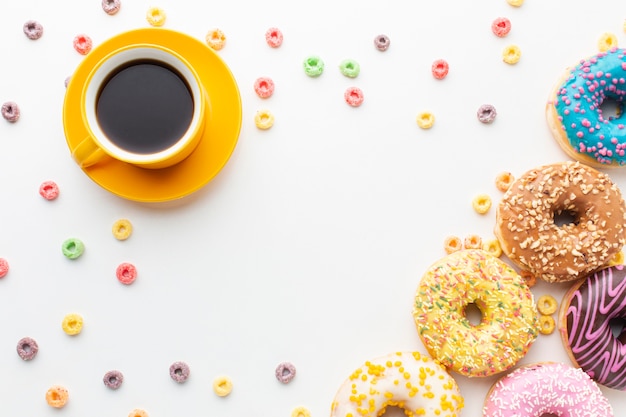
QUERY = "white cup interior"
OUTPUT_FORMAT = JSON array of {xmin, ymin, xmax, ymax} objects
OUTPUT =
[{"xmin": 84, "ymin": 46, "xmax": 203, "ymax": 164}]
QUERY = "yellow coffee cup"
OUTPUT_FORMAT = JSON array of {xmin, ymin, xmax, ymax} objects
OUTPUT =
[{"xmin": 72, "ymin": 44, "xmax": 207, "ymax": 169}]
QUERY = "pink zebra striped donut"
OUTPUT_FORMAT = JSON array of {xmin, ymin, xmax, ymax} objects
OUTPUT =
[{"xmin": 559, "ymin": 265, "xmax": 626, "ymax": 390}]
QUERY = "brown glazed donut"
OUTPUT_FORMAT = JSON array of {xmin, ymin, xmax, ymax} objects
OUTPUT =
[{"xmin": 494, "ymin": 161, "xmax": 626, "ymax": 283}]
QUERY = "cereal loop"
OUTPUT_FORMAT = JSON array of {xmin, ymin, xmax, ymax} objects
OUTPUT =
[
  {"xmin": 339, "ymin": 59, "xmax": 360, "ymax": 78},
  {"xmin": 491, "ymin": 17, "xmax": 511, "ymax": 37},
  {"xmin": 0, "ymin": 258, "xmax": 9, "ymax": 278},
  {"xmin": 291, "ymin": 406, "xmax": 312, "ymax": 417},
  {"xmin": 303, "ymin": 56, "xmax": 324, "ymax": 77},
  {"xmin": 254, "ymin": 77, "xmax": 275, "ymax": 99},
  {"xmin": 483, "ymin": 239, "xmax": 503, "ymax": 258},
  {"xmin": 254, "ymin": 110, "xmax": 275, "ymax": 130},
  {"xmin": 46, "ymin": 385, "xmax": 69, "ymax": 408},
  {"xmin": 502, "ymin": 45, "xmax": 521, "ymax": 64},
  {"xmin": 16, "ymin": 337, "xmax": 39, "ymax": 361},
  {"xmin": 2, "ymin": 101, "xmax": 20, "ymax": 123},
  {"xmin": 73, "ymin": 34, "xmax": 93, "ymax": 55},
  {"xmin": 64, "ymin": 76, "xmax": 71, "ymax": 88},
  {"xmin": 464, "ymin": 234, "xmax": 482, "ymax": 249},
  {"xmin": 265, "ymin": 27, "xmax": 283, "ymax": 48},
  {"xmin": 170, "ymin": 361, "xmax": 191, "ymax": 383},
  {"xmin": 62, "ymin": 238, "xmax": 85, "ymax": 260},
  {"xmin": 520, "ymin": 269, "xmax": 537, "ymax": 287},
  {"xmin": 416, "ymin": 112, "xmax": 435, "ymax": 129},
  {"xmin": 62, "ymin": 313, "xmax": 84, "ymax": 336},
  {"xmin": 112, "ymin": 219, "xmax": 133, "ymax": 240},
  {"xmin": 103, "ymin": 370, "xmax": 124, "ymax": 389},
  {"xmin": 537, "ymin": 295, "xmax": 558, "ymax": 315},
  {"xmin": 506, "ymin": 0, "xmax": 524, "ymax": 6},
  {"xmin": 598, "ymin": 32, "xmax": 618, "ymax": 52},
  {"xmin": 102, "ymin": 0, "xmax": 121, "ymax": 15},
  {"xmin": 275, "ymin": 362, "xmax": 296, "ymax": 384},
  {"xmin": 431, "ymin": 59, "xmax": 449, "ymax": 79},
  {"xmin": 39, "ymin": 180, "xmax": 60, "ymax": 200},
  {"xmin": 213, "ymin": 376, "xmax": 233, "ymax": 397},
  {"xmin": 472, "ymin": 194, "xmax": 492, "ymax": 214},
  {"xmin": 23, "ymin": 20, "xmax": 44, "ymax": 40},
  {"xmin": 344, "ymin": 87, "xmax": 364, "ymax": 107},
  {"xmin": 116, "ymin": 263, "xmax": 137, "ymax": 285},
  {"xmin": 477, "ymin": 104, "xmax": 497, "ymax": 124},
  {"xmin": 444, "ymin": 236, "xmax": 463, "ymax": 254},
  {"xmin": 538, "ymin": 314, "xmax": 556, "ymax": 335},
  {"xmin": 608, "ymin": 250, "xmax": 625, "ymax": 266},
  {"xmin": 495, "ymin": 171, "xmax": 515, "ymax": 192},
  {"xmin": 129, "ymin": 409, "xmax": 149, "ymax": 417},
  {"xmin": 206, "ymin": 29, "xmax": 226, "ymax": 50},
  {"xmin": 373, "ymin": 34, "xmax": 390, "ymax": 51},
  {"xmin": 146, "ymin": 7, "xmax": 166, "ymax": 27}
]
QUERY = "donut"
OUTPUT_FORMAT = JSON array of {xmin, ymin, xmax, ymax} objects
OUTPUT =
[
  {"xmin": 412, "ymin": 249, "xmax": 538, "ymax": 377},
  {"xmin": 559, "ymin": 265, "xmax": 626, "ymax": 390},
  {"xmin": 546, "ymin": 47, "xmax": 626, "ymax": 167},
  {"xmin": 483, "ymin": 362, "xmax": 614, "ymax": 417},
  {"xmin": 330, "ymin": 351, "xmax": 464, "ymax": 417},
  {"xmin": 494, "ymin": 161, "xmax": 626, "ymax": 283}
]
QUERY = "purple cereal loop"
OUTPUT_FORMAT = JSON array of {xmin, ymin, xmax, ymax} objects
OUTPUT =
[
  {"xmin": 374, "ymin": 34, "xmax": 390, "ymax": 51},
  {"xmin": 2, "ymin": 101, "xmax": 20, "ymax": 122},
  {"xmin": 169, "ymin": 361, "xmax": 190, "ymax": 383},
  {"xmin": 103, "ymin": 370, "xmax": 124, "ymax": 389},
  {"xmin": 477, "ymin": 104, "xmax": 497, "ymax": 124},
  {"xmin": 101, "ymin": 0, "xmax": 121, "ymax": 15},
  {"xmin": 275, "ymin": 362, "xmax": 296, "ymax": 383},
  {"xmin": 23, "ymin": 20, "xmax": 43, "ymax": 40},
  {"xmin": 16, "ymin": 337, "xmax": 39, "ymax": 361}
]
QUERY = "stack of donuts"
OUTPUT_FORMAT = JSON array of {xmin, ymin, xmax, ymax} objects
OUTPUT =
[{"xmin": 328, "ymin": 48, "xmax": 626, "ymax": 417}]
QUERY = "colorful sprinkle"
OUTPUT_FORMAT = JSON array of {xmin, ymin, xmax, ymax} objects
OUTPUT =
[
  {"xmin": 265, "ymin": 27, "xmax": 283, "ymax": 48},
  {"xmin": 344, "ymin": 87, "xmax": 364, "ymax": 107},
  {"xmin": 0, "ymin": 258, "xmax": 9, "ymax": 278},
  {"xmin": 275, "ymin": 362, "xmax": 296, "ymax": 383},
  {"xmin": 472, "ymin": 194, "xmax": 492, "ymax": 214},
  {"xmin": 101, "ymin": 0, "xmax": 121, "ymax": 15},
  {"xmin": 502, "ymin": 44, "xmax": 521, "ymax": 64},
  {"xmin": 254, "ymin": 77, "xmax": 275, "ymax": 99},
  {"xmin": 116, "ymin": 263, "xmax": 137, "ymax": 285},
  {"xmin": 103, "ymin": 370, "xmax": 124, "ymax": 389},
  {"xmin": 169, "ymin": 361, "xmax": 190, "ymax": 383},
  {"xmin": 23, "ymin": 20, "xmax": 43, "ymax": 40},
  {"xmin": 206, "ymin": 29, "xmax": 226, "ymax": 50},
  {"xmin": 477, "ymin": 104, "xmax": 497, "ymax": 124},
  {"xmin": 2, "ymin": 101, "xmax": 20, "ymax": 123},
  {"xmin": 254, "ymin": 109, "xmax": 275, "ymax": 130},
  {"xmin": 213, "ymin": 375, "xmax": 233, "ymax": 397},
  {"xmin": 39, "ymin": 180, "xmax": 59, "ymax": 200},
  {"xmin": 16, "ymin": 337, "xmax": 39, "ymax": 361},
  {"xmin": 62, "ymin": 313, "xmax": 84, "ymax": 336},
  {"xmin": 431, "ymin": 59, "xmax": 449, "ymax": 79},
  {"xmin": 112, "ymin": 219, "xmax": 133, "ymax": 241},
  {"xmin": 339, "ymin": 59, "xmax": 360, "ymax": 78},
  {"xmin": 303, "ymin": 55, "xmax": 324, "ymax": 77},
  {"xmin": 45, "ymin": 385, "xmax": 69, "ymax": 408},
  {"xmin": 373, "ymin": 34, "xmax": 390, "ymax": 51},
  {"xmin": 491, "ymin": 17, "xmax": 511, "ymax": 37},
  {"xmin": 146, "ymin": 7, "xmax": 166, "ymax": 27},
  {"xmin": 62, "ymin": 238, "xmax": 85, "ymax": 260},
  {"xmin": 416, "ymin": 111, "xmax": 435, "ymax": 129},
  {"xmin": 73, "ymin": 34, "xmax": 93, "ymax": 55}
]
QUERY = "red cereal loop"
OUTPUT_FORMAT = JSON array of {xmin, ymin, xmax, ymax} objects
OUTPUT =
[
  {"xmin": 491, "ymin": 17, "xmax": 512, "ymax": 37},
  {"xmin": 39, "ymin": 180, "xmax": 60, "ymax": 200},
  {"xmin": 116, "ymin": 263, "xmax": 137, "ymax": 285},
  {"xmin": 0, "ymin": 258, "xmax": 9, "ymax": 278},
  {"xmin": 431, "ymin": 59, "xmax": 449, "ymax": 79},
  {"xmin": 265, "ymin": 27, "xmax": 283, "ymax": 48},
  {"xmin": 73, "ymin": 34, "xmax": 93, "ymax": 55},
  {"xmin": 344, "ymin": 87, "xmax": 364, "ymax": 107},
  {"xmin": 254, "ymin": 77, "xmax": 275, "ymax": 98}
]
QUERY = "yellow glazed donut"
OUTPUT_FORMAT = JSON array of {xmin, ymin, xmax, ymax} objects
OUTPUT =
[
  {"xmin": 494, "ymin": 161, "xmax": 626, "ymax": 283},
  {"xmin": 330, "ymin": 351, "xmax": 464, "ymax": 417},
  {"xmin": 413, "ymin": 249, "xmax": 538, "ymax": 377}
]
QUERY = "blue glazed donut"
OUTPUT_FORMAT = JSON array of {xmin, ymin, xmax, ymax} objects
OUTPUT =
[{"xmin": 547, "ymin": 48, "xmax": 626, "ymax": 167}]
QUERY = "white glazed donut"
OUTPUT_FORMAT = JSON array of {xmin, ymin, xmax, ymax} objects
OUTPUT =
[{"xmin": 330, "ymin": 351, "xmax": 464, "ymax": 417}]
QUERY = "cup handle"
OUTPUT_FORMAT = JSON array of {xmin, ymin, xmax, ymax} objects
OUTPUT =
[{"xmin": 72, "ymin": 136, "xmax": 108, "ymax": 168}]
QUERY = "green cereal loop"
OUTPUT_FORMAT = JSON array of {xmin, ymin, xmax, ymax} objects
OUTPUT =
[
  {"xmin": 62, "ymin": 238, "xmax": 85, "ymax": 260},
  {"xmin": 303, "ymin": 55, "xmax": 324, "ymax": 77},
  {"xmin": 339, "ymin": 59, "xmax": 360, "ymax": 78}
]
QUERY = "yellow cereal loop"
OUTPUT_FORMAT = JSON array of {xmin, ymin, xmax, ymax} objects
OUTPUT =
[
  {"xmin": 598, "ymin": 32, "xmax": 618, "ymax": 52},
  {"xmin": 213, "ymin": 375, "xmax": 233, "ymax": 397},
  {"xmin": 444, "ymin": 235, "xmax": 463, "ymax": 254},
  {"xmin": 608, "ymin": 250, "xmax": 624, "ymax": 266},
  {"xmin": 254, "ymin": 109, "xmax": 275, "ymax": 130},
  {"xmin": 472, "ymin": 194, "xmax": 492, "ymax": 214},
  {"xmin": 112, "ymin": 219, "xmax": 133, "ymax": 241},
  {"xmin": 146, "ymin": 7, "xmax": 166, "ymax": 27},
  {"xmin": 537, "ymin": 295, "xmax": 558, "ymax": 315},
  {"xmin": 538, "ymin": 314, "xmax": 556, "ymax": 335},
  {"xmin": 46, "ymin": 385, "xmax": 69, "ymax": 408},
  {"xmin": 463, "ymin": 234, "xmax": 482, "ymax": 249},
  {"xmin": 62, "ymin": 313, "xmax": 84, "ymax": 336},
  {"xmin": 291, "ymin": 406, "xmax": 312, "ymax": 417},
  {"xmin": 506, "ymin": 0, "xmax": 524, "ymax": 6},
  {"xmin": 482, "ymin": 239, "xmax": 503, "ymax": 258},
  {"xmin": 128, "ymin": 409, "xmax": 149, "ymax": 417},
  {"xmin": 206, "ymin": 28, "xmax": 227, "ymax": 50},
  {"xmin": 502, "ymin": 45, "xmax": 521, "ymax": 64},
  {"xmin": 416, "ymin": 112, "xmax": 435, "ymax": 129}
]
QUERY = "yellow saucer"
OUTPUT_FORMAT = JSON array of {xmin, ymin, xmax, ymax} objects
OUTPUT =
[{"xmin": 63, "ymin": 28, "xmax": 242, "ymax": 202}]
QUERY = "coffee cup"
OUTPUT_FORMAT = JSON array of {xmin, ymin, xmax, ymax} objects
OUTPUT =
[{"xmin": 72, "ymin": 45, "xmax": 207, "ymax": 169}]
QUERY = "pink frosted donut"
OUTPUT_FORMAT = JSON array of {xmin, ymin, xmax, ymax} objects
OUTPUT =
[{"xmin": 483, "ymin": 362, "xmax": 613, "ymax": 417}]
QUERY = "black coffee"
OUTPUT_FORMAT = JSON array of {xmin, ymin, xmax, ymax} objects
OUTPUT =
[{"xmin": 96, "ymin": 59, "xmax": 194, "ymax": 155}]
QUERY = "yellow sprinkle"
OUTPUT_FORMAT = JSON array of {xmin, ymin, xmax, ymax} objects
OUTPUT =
[
  {"xmin": 394, "ymin": 361, "xmax": 402, "ymax": 367},
  {"xmin": 361, "ymin": 374, "xmax": 367, "ymax": 381},
  {"xmin": 384, "ymin": 392, "xmax": 393, "ymax": 399},
  {"xmin": 424, "ymin": 392, "xmax": 435, "ymax": 399},
  {"xmin": 62, "ymin": 313, "xmax": 83, "ymax": 336},
  {"xmin": 416, "ymin": 112, "xmax": 435, "ymax": 129},
  {"xmin": 598, "ymin": 32, "xmax": 618, "ymax": 52},
  {"xmin": 212, "ymin": 375, "xmax": 233, "ymax": 397},
  {"xmin": 386, "ymin": 361, "xmax": 393, "ymax": 367},
  {"xmin": 502, "ymin": 44, "xmax": 521, "ymax": 64}
]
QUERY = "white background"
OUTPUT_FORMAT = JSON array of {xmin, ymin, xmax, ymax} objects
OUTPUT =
[{"xmin": 0, "ymin": 0, "xmax": 625, "ymax": 415}]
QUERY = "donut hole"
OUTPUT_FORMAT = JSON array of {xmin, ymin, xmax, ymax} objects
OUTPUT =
[
  {"xmin": 539, "ymin": 414, "xmax": 559, "ymax": 417},
  {"xmin": 553, "ymin": 208, "xmax": 579, "ymax": 227},
  {"xmin": 609, "ymin": 317, "xmax": 626, "ymax": 343},
  {"xmin": 599, "ymin": 97, "xmax": 624, "ymax": 122},
  {"xmin": 464, "ymin": 302, "xmax": 483, "ymax": 326},
  {"xmin": 380, "ymin": 406, "xmax": 405, "ymax": 417}
]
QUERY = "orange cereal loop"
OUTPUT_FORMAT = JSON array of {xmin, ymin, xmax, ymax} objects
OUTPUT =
[
  {"xmin": 598, "ymin": 32, "xmax": 618, "ymax": 52},
  {"xmin": 520, "ymin": 269, "xmax": 537, "ymax": 287},
  {"xmin": 444, "ymin": 236, "xmax": 463, "ymax": 254},
  {"xmin": 482, "ymin": 239, "xmax": 503, "ymax": 258},
  {"xmin": 608, "ymin": 250, "xmax": 625, "ymax": 266},
  {"xmin": 206, "ymin": 29, "xmax": 227, "ymax": 50},
  {"xmin": 463, "ymin": 234, "xmax": 482, "ymax": 249},
  {"xmin": 495, "ymin": 171, "xmax": 515, "ymax": 192},
  {"xmin": 538, "ymin": 314, "xmax": 555, "ymax": 335},
  {"xmin": 472, "ymin": 193, "xmax": 492, "ymax": 214},
  {"xmin": 537, "ymin": 295, "xmax": 558, "ymax": 315},
  {"xmin": 46, "ymin": 385, "xmax": 69, "ymax": 408},
  {"xmin": 128, "ymin": 409, "xmax": 149, "ymax": 417}
]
